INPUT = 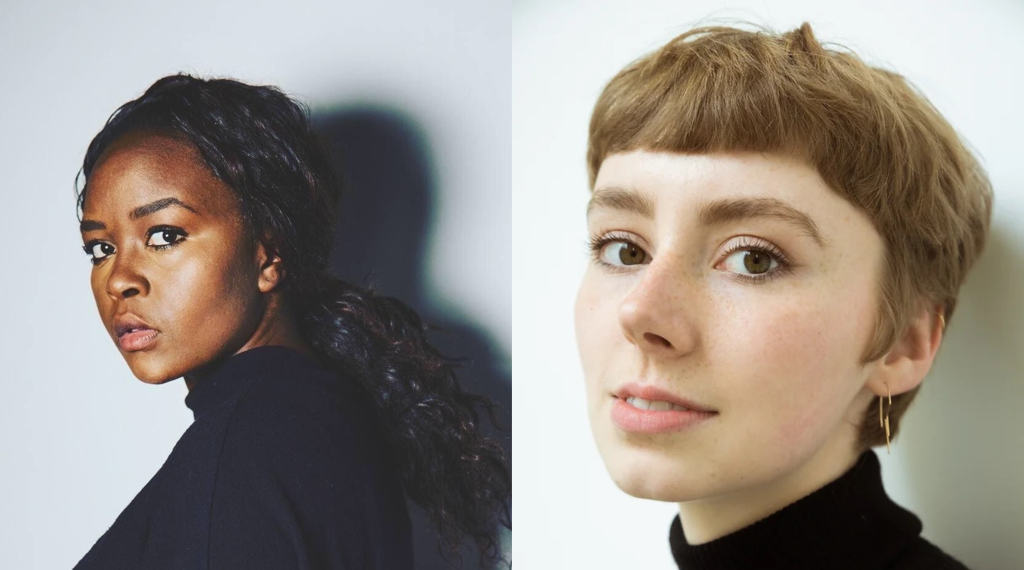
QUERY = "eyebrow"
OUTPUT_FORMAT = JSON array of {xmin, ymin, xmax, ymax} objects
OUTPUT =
[
  {"xmin": 587, "ymin": 186, "xmax": 827, "ymax": 248},
  {"xmin": 80, "ymin": 197, "xmax": 200, "ymax": 232}
]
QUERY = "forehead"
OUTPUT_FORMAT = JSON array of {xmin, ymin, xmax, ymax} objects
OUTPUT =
[{"xmin": 83, "ymin": 132, "xmax": 236, "ymax": 216}]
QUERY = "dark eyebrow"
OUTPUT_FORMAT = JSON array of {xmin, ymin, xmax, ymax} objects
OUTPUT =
[
  {"xmin": 587, "ymin": 186, "xmax": 827, "ymax": 248},
  {"xmin": 80, "ymin": 197, "xmax": 200, "ymax": 233}
]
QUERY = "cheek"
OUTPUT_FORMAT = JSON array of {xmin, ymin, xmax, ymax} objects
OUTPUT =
[
  {"xmin": 90, "ymin": 271, "xmax": 105, "ymax": 306},
  {"xmin": 715, "ymin": 293, "xmax": 866, "ymax": 445},
  {"xmin": 165, "ymin": 249, "xmax": 257, "ymax": 333},
  {"xmin": 574, "ymin": 270, "xmax": 621, "ymax": 394}
]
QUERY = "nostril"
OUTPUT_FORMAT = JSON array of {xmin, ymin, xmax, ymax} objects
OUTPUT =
[{"xmin": 643, "ymin": 332, "xmax": 672, "ymax": 348}]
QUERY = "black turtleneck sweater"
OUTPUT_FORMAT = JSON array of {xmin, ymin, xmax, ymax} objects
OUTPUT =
[
  {"xmin": 668, "ymin": 449, "xmax": 970, "ymax": 569},
  {"xmin": 74, "ymin": 345, "xmax": 412, "ymax": 569}
]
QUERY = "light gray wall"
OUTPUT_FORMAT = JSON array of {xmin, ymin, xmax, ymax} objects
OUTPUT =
[
  {"xmin": 0, "ymin": 1, "xmax": 511, "ymax": 568},
  {"xmin": 513, "ymin": 1, "xmax": 1024, "ymax": 568}
]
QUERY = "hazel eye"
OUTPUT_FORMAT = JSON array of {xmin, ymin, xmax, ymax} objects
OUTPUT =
[
  {"xmin": 600, "ymin": 240, "xmax": 650, "ymax": 266},
  {"xmin": 721, "ymin": 248, "xmax": 779, "ymax": 276}
]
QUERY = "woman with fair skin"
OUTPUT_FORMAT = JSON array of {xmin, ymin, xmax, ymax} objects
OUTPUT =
[
  {"xmin": 74, "ymin": 75, "xmax": 510, "ymax": 569},
  {"xmin": 576, "ymin": 23, "xmax": 991, "ymax": 569}
]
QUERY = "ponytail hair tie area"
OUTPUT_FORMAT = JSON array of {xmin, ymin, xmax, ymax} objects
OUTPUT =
[{"xmin": 297, "ymin": 273, "xmax": 512, "ymax": 564}]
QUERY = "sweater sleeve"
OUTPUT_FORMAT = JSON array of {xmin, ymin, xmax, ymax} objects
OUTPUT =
[{"xmin": 205, "ymin": 403, "xmax": 374, "ymax": 570}]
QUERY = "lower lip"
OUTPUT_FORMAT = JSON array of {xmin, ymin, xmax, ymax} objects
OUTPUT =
[
  {"xmin": 117, "ymin": 329, "xmax": 159, "ymax": 352},
  {"xmin": 610, "ymin": 398, "xmax": 717, "ymax": 433}
]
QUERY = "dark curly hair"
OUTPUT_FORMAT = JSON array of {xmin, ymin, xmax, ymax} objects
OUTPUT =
[{"xmin": 75, "ymin": 74, "xmax": 511, "ymax": 567}]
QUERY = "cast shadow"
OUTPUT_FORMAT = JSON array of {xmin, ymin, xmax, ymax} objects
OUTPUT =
[
  {"xmin": 312, "ymin": 107, "xmax": 511, "ymax": 570},
  {"xmin": 897, "ymin": 223, "xmax": 1024, "ymax": 569}
]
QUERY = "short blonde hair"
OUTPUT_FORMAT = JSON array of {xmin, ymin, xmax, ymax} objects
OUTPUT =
[{"xmin": 587, "ymin": 22, "xmax": 993, "ymax": 451}]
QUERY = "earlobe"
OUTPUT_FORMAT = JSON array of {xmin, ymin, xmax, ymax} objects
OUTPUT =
[{"xmin": 867, "ymin": 305, "xmax": 945, "ymax": 397}]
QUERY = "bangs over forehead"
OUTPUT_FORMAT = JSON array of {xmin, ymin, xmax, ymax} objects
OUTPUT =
[
  {"xmin": 589, "ymin": 23, "xmax": 979, "ymax": 206},
  {"xmin": 587, "ymin": 21, "xmax": 993, "ymax": 452}
]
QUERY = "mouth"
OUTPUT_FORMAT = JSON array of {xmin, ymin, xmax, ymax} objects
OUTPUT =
[
  {"xmin": 612, "ymin": 383, "xmax": 717, "ymax": 414},
  {"xmin": 113, "ymin": 313, "xmax": 160, "ymax": 352},
  {"xmin": 621, "ymin": 396, "xmax": 693, "ymax": 412},
  {"xmin": 609, "ymin": 382, "xmax": 718, "ymax": 434}
]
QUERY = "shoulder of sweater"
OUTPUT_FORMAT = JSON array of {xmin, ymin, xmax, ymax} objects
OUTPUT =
[
  {"xmin": 234, "ymin": 360, "xmax": 372, "ymax": 422},
  {"xmin": 888, "ymin": 535, "xmax": 973, "ymax": 570},
  {"xmin": 218, "ymin": 363, "xmax": 386, "ymax": 464}
]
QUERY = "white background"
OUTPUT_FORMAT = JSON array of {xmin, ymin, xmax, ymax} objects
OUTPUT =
[
  {"xmin": 0, "ymin": 1, "xmax": 510, "ymax": 568},
  {"xmin": 513, "ymin": 1, "xmax": 1024, "ymax": 568}
]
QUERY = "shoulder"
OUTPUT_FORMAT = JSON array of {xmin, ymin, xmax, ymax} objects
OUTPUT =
[
  {"xmin": 890, "ymin": 535, "xmax": 973, "ymax": 570},
  {"xmin": 221, "ymin": 359, "xmax": 391, "ymax": 480},
  {"xmin": 204, "ymin": 364, "xmax": 411, "ymax": 568}
]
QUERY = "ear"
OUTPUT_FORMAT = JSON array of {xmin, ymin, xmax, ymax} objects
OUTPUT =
[
  {"xmin": 254, "ymin": 241, "xmax": 286, "ymax": 294},
  {"xmin": 865, "ymin": 303, "xmax": 946, "ymax": 397}
]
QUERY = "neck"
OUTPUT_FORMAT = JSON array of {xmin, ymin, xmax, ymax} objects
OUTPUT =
[
  {"xmin": 677, "ymin": 419, "xmax": 863, "ymax": 545},
  {"xmin": 184, "ymin": 299, "xmax": 315, "ymax": 392}
]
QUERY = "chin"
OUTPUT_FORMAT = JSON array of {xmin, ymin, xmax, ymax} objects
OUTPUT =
[
  {"xmin": 599, "ymin": 442, "xmax": 718, "ymax": 503},
  {"xmin": 123, "ymin": 354, "xmax": 184, "ymax": 384}
]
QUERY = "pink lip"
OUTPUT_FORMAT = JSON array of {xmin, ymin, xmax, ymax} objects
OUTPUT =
[
  {"xmin": 613, "ymin": 383, "xmax": 717, "ymax": 413},
  {"xmin": 610, "ymin": 382, "xmax": 718, "ymax": 434},
  {"xmin": 112, "ymin": 312, "xmax": 160, "ymax": 352},
  {"xmin": 117, "ymin": 329, "xmax": 159, "ymax": 352},
  {"xmin": 611, "ymin": 400, "xmax": 717, "ymax": 433}
]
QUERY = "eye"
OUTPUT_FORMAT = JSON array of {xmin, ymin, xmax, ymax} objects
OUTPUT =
[
  {"xmin": 589, "ymin": 234, "xmax": 651, "ymax": 268},
  {"xmin": 146, "ymin": 227, "xmax": 187, "ymax": 249},
  {"xmin": 721, "ymin": 248, "xmax": 778, "ymax": 275},
  {"xmin": 717, "ymin": 237, "xmax": 791, "ymax": 283},
  {"xmin": 83, "ymin": 241, "xmax": 115, "ymax": 265}
]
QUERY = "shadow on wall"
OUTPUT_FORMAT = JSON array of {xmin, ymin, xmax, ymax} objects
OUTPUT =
[
  {"xmin": 312, "ymin": 107, "xmax": 512, "ymax": 570},
  {"xmin": 898, "ymin": 223, "xmax": 1024, "ymax": 569}
]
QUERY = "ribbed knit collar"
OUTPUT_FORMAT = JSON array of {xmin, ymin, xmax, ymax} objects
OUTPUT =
[
  {"xmin": 669, "ymin": 449, "xmax": 922, "ymax": 570},
  {"xmin": 183, "ymin": 345, "xmax": 326, "ymax": 420}
]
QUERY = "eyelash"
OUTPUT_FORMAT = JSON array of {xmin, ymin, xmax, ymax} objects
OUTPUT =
[
  {"xmin": 82, "ymin": 225, "xmax": 188, "ymax": 266},
  {"xmin": 586, "ymin": 232, "xmax": 792, "ymax": 284}
]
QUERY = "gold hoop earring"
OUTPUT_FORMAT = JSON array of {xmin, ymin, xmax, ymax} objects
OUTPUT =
[
  {"xmin": 939, "ymin": 313, "xmax": 946, "ymax": 332},
  {"xmin": 878, "ymin": 384, "xmax": 892, "ymax": 454}
]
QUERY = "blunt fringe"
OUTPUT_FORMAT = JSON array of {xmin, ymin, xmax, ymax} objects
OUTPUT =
[
  {"xmin": 76, "ymin": 74, "xmax": 511, "ymax": 566},
  {"xmin": 587, "ymin": 22, "xmax": 993, "ymax": 452}
]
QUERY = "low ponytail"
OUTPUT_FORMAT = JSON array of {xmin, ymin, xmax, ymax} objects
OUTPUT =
[
  {"xmin": 76, "ymin": 74, "xmax": 511, "ymax": 566},
  {"xmin": 296, "ymin": 274, "xmax": 511, "ymax": 564}
]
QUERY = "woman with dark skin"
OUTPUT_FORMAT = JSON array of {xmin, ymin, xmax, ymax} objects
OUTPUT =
[
  {"xmin": 74, "ymin": 75, "xmax": 510, "ymax": 569},
  {"xmin": 82, "ymin": 131, "xmax": 316, "ymax": 388}
]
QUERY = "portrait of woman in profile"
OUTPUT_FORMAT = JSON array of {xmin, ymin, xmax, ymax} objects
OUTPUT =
[
  {"xmin": 72, "ymin": 74, "xmax": 511, "ymax": 569},
  {"xmin": 575, "ymin": 22, "xmax": 991, "ymax": 569}
]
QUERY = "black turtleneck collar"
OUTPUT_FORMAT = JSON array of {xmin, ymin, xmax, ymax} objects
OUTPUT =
[
  {"xmin": 183, "ymin": 345, "xmax": 327, "ymax": 420},
  {"xmin": 669, "ymin": 449, "xmax": 923, "ymax": 570}
]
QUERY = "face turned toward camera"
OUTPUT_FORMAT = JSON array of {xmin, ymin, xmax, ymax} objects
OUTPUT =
[
  {"xmin": 574, "ymin": 149, "xmax": 891, "ymax": 502},
  {"xmin": 80, "ymin": 132, "xmax": 268, "ymax": 383}
]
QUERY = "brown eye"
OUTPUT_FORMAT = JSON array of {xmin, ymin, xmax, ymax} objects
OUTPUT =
[
  {"xmin": 83, "ymin": 242, "xmax": 115, "ymax": 264},
  {"xmin": 146, "ymin": 227, "xmax": 187, "ymax": 249},
  {"xmin": 722, "ymin": 248, "xmax": 778, "ymax": 276},
  {"xmin": 599, "ymin": 241, "xmax": 650, "ymax": 266},
  {"xmin": 743, "ymin": 250, "xmax": 771, "ymax": 274}
]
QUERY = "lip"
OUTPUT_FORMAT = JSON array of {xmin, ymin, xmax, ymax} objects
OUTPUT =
[
  {"xmin": 610, "ymin": 382, "xmax": 718, "ymax": 434},
  {"xmin": 112, "ymin": 313, "xmax": 160, "ymax": 352},
  {"xmin": 613, "ymin": 383, "xmax": 717, "ymax": 413}
]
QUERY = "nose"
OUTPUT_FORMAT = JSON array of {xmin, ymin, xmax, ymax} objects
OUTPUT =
[
  {"xmin": 618, "ymin": 257, "xmax": 699, "ymax": 357},
  {"xmin": 105, "ymin": 248, "xmax": 149, "ymax": 300}
]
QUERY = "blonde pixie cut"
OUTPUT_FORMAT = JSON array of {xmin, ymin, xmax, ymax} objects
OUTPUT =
[{"xmin": 587, "ymin": 22, "xmax": 993, "ymax": 452}]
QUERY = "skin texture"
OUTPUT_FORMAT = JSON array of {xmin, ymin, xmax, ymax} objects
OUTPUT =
[
  {"xmin": 80, "ymin": 131, "xmax": 314, "ymax": 391},
  {"xmin": 575, "ymin": 150, "xmax": 944, "ymax": 545}
]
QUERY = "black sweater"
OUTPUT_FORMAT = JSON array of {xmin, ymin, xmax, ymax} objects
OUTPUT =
[
  {"xmin": 669, "ymin": 449, "xmax": 970, "ymax": 569},
  {"xmin": 74, "ymin": 345, "xmax": 412, "ymax": 569}
]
